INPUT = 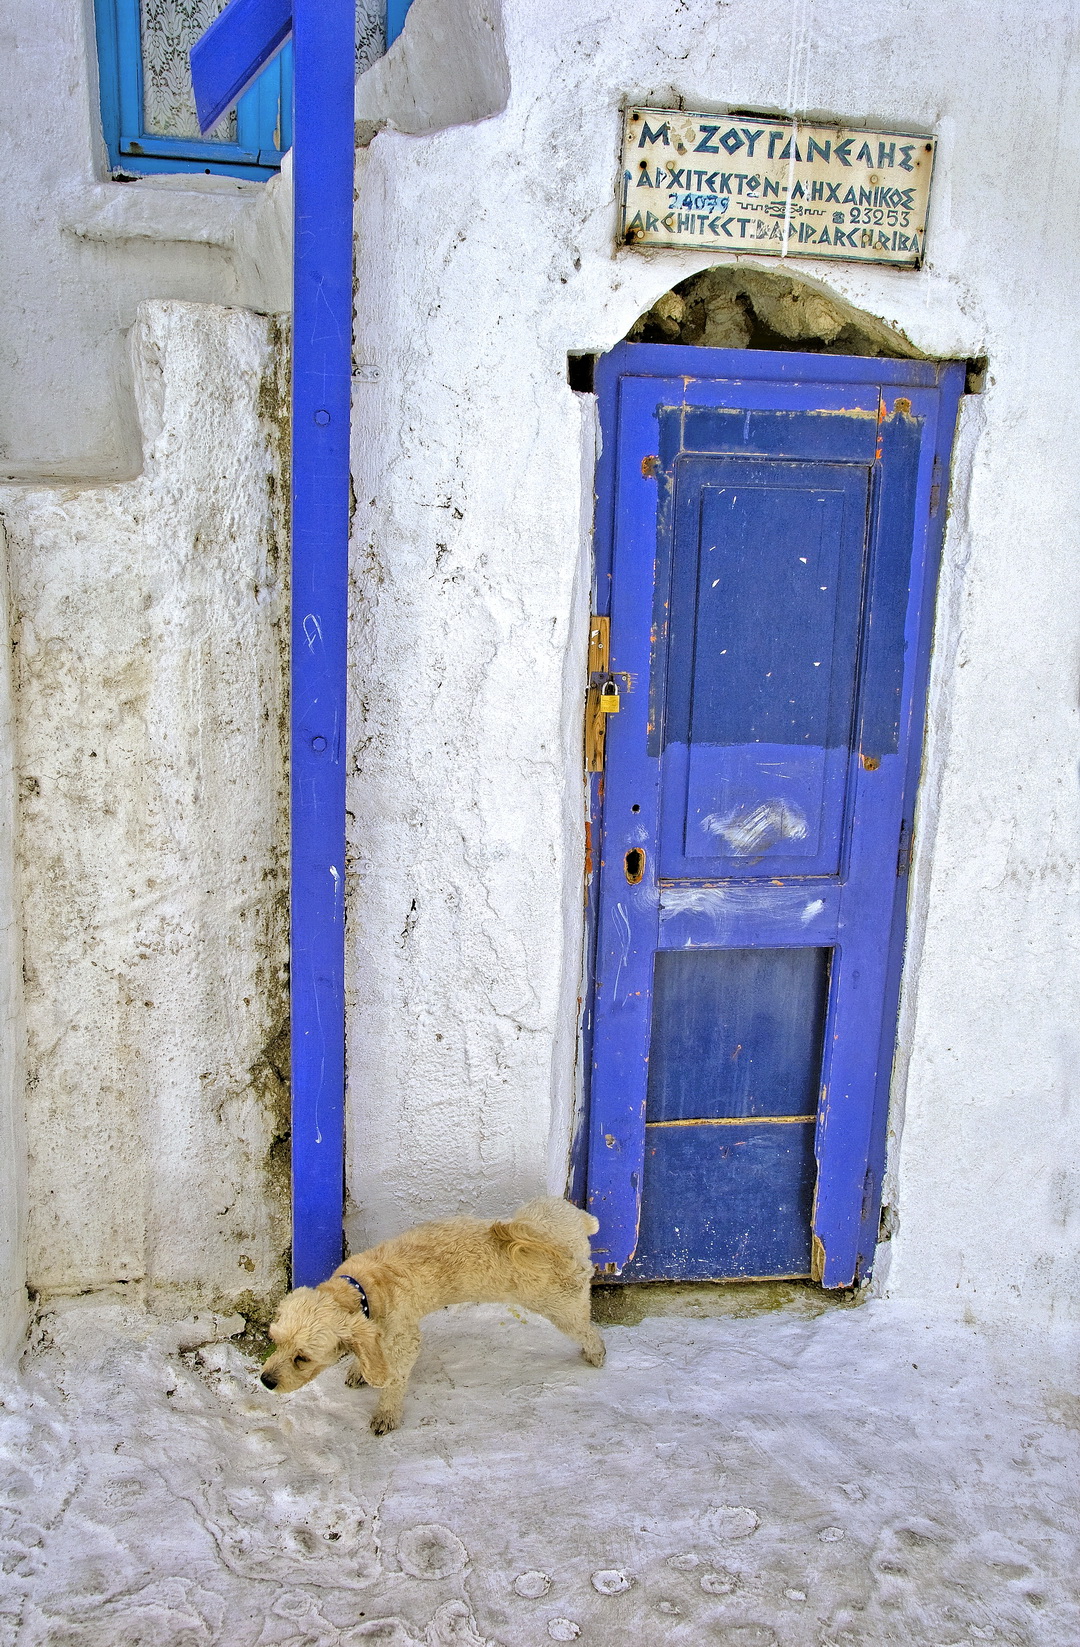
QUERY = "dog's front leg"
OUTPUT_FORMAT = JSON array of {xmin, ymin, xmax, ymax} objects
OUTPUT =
[
  {"xmin": 370, "ymin": 1322, "xmax": 421, "ymax": 1435},
  {"xmin": 344, "ymin": 1358, "xmax": 367, "ymax": 1388}
]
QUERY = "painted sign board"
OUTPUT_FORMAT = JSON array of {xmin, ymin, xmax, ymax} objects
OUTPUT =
[{"xmin": 619, "ymin": 110, "xmax": 935, "ymax": 267}]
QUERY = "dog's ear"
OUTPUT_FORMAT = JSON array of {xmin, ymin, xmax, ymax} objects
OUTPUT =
[{"xmin": 348, "ymin": 1323, "xmax": 390, "ymax": 1388}]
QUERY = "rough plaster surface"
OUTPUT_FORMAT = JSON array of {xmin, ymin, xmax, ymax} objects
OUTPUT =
[
  {"xmin": 0, "ymin": 302, "xmax": 290, "ymax": 1316},
  {"xmin": 2, "ymin": 0, "xmax": 1076, "ymax": 1332},
  {"xmin": 0, "ymin": 523, "xmax": 25, "ymax": 1361},
  {"xmin": 355, "ymin": 0, "xmax": 509, "ymax": 140},
  {"xmin": 346, "ymin": 0, "xmax": 1080, "ymax": 1320},
  {"xmin": 0, "ymin": 1298, "xmax": 1077, "ymax": 1645},
  {"xmin": 0, "ymin": 0, "xmax": 290, "ymax": 482}
]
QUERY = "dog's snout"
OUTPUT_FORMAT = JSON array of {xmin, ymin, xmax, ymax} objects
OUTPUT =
[{"xmin": 260, "ymin": 1371, "xmax": 278, "ymax": 1389}]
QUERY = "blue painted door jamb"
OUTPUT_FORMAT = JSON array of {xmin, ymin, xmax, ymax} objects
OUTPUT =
[{"xmin": 192, "ymin": 0, "xmax": 354, "ymax": 1286}]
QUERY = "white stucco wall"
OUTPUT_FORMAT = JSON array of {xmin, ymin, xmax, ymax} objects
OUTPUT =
[
  {"xmin": 346, "ymin": 0, "xmax": 1080, "ymax": 1320},
  {"xmin": 0, "ymin": 0, "xmax": 290, "ymax": 484},
  {"xmin": 1, "ymin": 0, "xmax": 1074, "ymax": 1331},
  {"xmin": 0, "ymin": 521, "xmax": 26, "ymax": 1361},
  {"xmin": 0, "ymin": 0, "xmax": 297, "ymax": 1331},
  {"xmin": 0, "ymin": 0, "xmax": 292, "ymax": 1336},
  {"xmin": 0, "ymin": 302, "xmax": 291, "ymax": 1319}
]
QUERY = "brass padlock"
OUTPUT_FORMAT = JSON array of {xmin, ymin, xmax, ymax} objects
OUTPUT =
[{"xmin": 599, "ymin": 676, "xmax": 620, "ymax": 714}]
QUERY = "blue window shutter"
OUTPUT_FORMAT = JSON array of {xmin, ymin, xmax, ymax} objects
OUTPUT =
[
  {"xmin": 92, "ymin": 0, "xmax": 124, "ymax": 168},
  {"xmin": 386, "ymin": 0, "xmax": 412, "ymax": 45},
  {"xmin": 93, "ymin": 0, "xmax": 291, "ymax": 179}
]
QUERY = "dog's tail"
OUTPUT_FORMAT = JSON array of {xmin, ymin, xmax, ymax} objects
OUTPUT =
[{"xmin": 490, "ymin": 1218, "xmax": 577, "ymax": 1279}]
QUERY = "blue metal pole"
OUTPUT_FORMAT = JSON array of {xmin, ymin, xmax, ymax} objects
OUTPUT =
[{"xmin": 289, "ymin": 0, "xmax": 353, "ymax": 1285}]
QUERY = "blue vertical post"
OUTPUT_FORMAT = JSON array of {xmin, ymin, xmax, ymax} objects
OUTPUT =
[{"xmin": 289, "ymin": 0, "xmax": 354, "ymax": 1285}]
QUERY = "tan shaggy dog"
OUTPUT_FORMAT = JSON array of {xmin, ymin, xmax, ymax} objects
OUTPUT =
[{"xmin": 260, "ymin": 1197, "xmax": 605, "ymax": 1432}]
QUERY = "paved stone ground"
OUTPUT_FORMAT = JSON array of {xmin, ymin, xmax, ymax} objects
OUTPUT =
[{"xmin": 1, "ymin": 1292, "xmax": 1077, "ymax": 1646}]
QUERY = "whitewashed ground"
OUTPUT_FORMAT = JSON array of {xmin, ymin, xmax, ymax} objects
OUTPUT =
[{"xmin": 1, "ymin": 1298, "xmax": 1078, "ymax": 1647}]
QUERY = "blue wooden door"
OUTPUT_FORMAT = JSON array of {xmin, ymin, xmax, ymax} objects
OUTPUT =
[{"xmin": 586, "ymin": 344, "xmax": 963, "ymax": 1287}]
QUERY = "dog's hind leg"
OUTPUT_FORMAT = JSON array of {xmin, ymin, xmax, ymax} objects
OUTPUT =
[
  {"xmin": 370, "ymin": 1322, "xmax": 422, "ymax": 1434},
  {"xmin": 531, "ymin": 1293, "xmax": 606, "ymax": 1367}
]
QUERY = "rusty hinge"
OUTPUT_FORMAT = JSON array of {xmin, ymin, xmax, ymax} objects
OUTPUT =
[
  {"xmin": 897, "ymin": 817, "xmax": 913, "ymax": 876},
  {"xmin": 585, "ymin": 614, "xmax": 610, "ymax": 773}
]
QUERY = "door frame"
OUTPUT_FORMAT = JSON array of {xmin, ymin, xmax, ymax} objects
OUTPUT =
[{"xmin": 579, "ymin": 341, "xmax": 965, "ymax": 1287}]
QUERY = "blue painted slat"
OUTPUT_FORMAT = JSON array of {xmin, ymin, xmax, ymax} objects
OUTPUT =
[
  {"xmin": 190, "ymin": 0, "xmax": 292, "ymax": 135},
  {"xmin": 265, "ymin": 40, "xmax": 293, "ymax": 157},
  {"xmin": 587, "ymin": 347, "xmax": 964, "ymax": 1285},
  {"xmin": 658, "ymin": 881, "xmax": 841, "ymax": 950},
  {"xmin": 585, "ymin": 377, "xmax": 677, "ymax": 1270},
  {"xmin": 599, "ymin": 340, "xmax": 949, "ymax": 391},
  {"xmin": 667, "ymin": 404, "xmax": 880, "ymax": 464},
  {"xmin": 288, "ymin": 0, "xmax": 355, "ymax": 1287},
  {"xmin": 852, "ymin": 376, "xmax": 963, "ymax": 1279},
  {"xmin": 811, "ymin": 380, "xmax": 962, "ymax": 1287},
  {"xmin": 92, "ymin": 0, "xmax": 124, "ymax": 164}
]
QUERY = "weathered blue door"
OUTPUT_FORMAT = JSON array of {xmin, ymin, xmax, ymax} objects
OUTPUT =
[{"xmin": 586, "ymin": 344, "xmax": 963, "ymax": 1287}]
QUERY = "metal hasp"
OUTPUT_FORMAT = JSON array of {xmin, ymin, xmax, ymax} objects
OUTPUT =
[{"xmin": 191, "ymin": 0, "xmax": 355, "ymax": 1286}]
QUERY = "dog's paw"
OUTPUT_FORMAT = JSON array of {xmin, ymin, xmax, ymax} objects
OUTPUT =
[
  {"xmin": 345, "ymin": 1362, "xmax": 367, "ymax": 1388},
  {"xmin": 370, "ymin": 1411, "xmax": 399, "ymax": 1435},
  {"xmin": 582, "ymin": 1337, "xmax": 606, "ymax": 1367}
]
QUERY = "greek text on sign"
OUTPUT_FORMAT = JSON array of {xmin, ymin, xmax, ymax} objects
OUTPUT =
[{"xmin": 620, "ymin": 110, "xmax": 935, "ymax": 267}]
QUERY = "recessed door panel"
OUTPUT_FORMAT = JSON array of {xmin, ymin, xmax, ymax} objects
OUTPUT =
[
  {"xmin": 631, "ymin": 1121, "xmax": 818, "ymax": 1280},
  {"xmin": 660, "ymin": 459, "xmax": 870, "ymax": 879},
  {"xmin": 645, "ymin": 946, "xmax": 830, "ymax": 1123}
]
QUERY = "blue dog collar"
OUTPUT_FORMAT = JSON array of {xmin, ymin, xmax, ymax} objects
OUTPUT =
[{"xmin": 340, "ymin": 1274, "xmax": 370, "ymax": 1317}]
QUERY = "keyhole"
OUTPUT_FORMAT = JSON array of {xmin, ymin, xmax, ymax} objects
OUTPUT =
[{"xmin": 624, "ymin": 847, "xmax": 645, "ymax": 884}]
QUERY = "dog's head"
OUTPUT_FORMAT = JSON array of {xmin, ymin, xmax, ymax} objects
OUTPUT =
[
  {"xmin": 260, "ymin": 1278, "xmax": 389, "ymax": 1392},
  {"xmin": 260, "ymin": 1285, "xmax": 350, "ymax": 1391}
]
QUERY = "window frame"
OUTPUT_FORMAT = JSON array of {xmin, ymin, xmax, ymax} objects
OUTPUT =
[{"xmin": 94, "ymin": 0, "xmax": 292, "ymax": 179}]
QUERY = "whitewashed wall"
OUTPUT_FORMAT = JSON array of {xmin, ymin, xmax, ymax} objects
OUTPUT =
[
  {"xmin": 2, "ymin": 0, "xmax": 1076, "ymax": 1335},
  {"xmin": 0, "ymin": 522, "xmax": 25, "ymax": 1360},
  {"xmin": 0, "ymin": 0, "xmax": 289, "ymax": 485},
  {"xmin": 0, "ymin": 0, "xmax": 291, "ymax": 1346},
  {"xmin": 0, "ymin": 302, "xmax": 291, "ymax": 1322},
  {"xmin": 347, "ymin": 0, "xmax": 1080, "ymax": 1321}
]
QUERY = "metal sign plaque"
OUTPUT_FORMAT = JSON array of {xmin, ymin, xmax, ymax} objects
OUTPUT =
[{"xmin": 619, "ymin": 110, "xmax": 935, "ymax": 267}]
